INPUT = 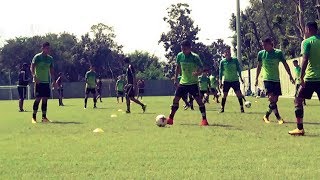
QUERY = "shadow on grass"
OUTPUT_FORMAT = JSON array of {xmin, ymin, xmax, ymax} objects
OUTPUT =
[
  {"xmin": 179, "ymin": 123, "xmax": 237, "ymax": 128},
  {"xmin": 285, "ymin": 121, "xmax": 320, "ymax": 125},
  {"xmin": 51, "ymin": 121, "xmax": 82, "ymax": 125},
  {"xmin": 137, "ymin": 112, "xmax": 156, "ymax": 115},
  {"xmin": 245, "ymin": 112, "xmax": 266, "ymax": 115}
]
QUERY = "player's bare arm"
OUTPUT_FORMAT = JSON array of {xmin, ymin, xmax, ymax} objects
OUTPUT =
[
  {"xmin": 282, "ymin": 61, "xmax": 294, "ymax": 84},
  {"xmin": 255, "ymin": 61, "xmax": 262, "ymax": 86},
  {"xmin": 299, "ymin": 55, "xmax": 309, "ymax": 87}
]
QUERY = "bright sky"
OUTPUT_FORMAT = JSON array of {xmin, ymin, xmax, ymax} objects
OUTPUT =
[{"xmin": 0, "ymin": 0, "xmax": 250, "ymax": 60}]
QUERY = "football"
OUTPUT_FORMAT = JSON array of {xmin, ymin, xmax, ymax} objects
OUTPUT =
[
  {"xmin": 155, "ymin": 115, "xmax": 167, "ymax": 127},
  {"xmin": 245, "ymin": 101, "xmax": 251, "ymax": 108}
]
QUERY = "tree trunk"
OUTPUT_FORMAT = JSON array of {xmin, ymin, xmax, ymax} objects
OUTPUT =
[
  {"xmin": 315, "ymin": 0, "xmax": 320, "ymax": 20},
  {"xmin": 295, "ymin": 0, "xmax": 306, "ymax": 39},
  {"xmin": 250, "ymin": 20, "xmax": 263, "ymax": 50},
  {"xmin": 261, "ymin": 0, "xmax": 278, "ymax": 45}
]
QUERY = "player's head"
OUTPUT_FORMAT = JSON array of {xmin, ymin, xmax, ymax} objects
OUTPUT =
[
  {"xmin": 223, "ymin": 47, "xmax": 231, "ymax": 59},
  {"xmin": 293, "ymin": 60, "xmax": 299, "ymax": 67},
  {"xmin": 124, "ymin": 57, "xmax": 130, "ymax": 64},
  {"xmin": 181, "ymin": 40, "xmax": 192, "ymax": 55},
  {"xmin": 305, "ymin": 21, "xmax": 318, "ymax": 38},
  {"xmin": 262, "ymin": 38, "xmax": 274, "ymax": 51},
  {"xmin": 42, "ymin": 42, "xmax": 50, "ymax": 55}
]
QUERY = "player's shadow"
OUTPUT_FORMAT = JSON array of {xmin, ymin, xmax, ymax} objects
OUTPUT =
[
  {"xmin": 245, "ymin": 112, "xmax": 266, "ymax": 115},
  {"xmin": 138, "ymin": 112, "xmax": 156, "ymax": 115},
  {"xmin": 179, "ymin": 123, "xmax": 238, "ymax": 129},
  {"xmin": 51, "ymin": 121, "xmax": 82, "ymax": 125},
  {"xmin": 285, "ymin": 121, "xmax": 320, "ymax": 125}
]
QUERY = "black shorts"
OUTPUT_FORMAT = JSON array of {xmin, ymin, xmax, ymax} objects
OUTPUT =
[
  {"xmin": 175, "ymin": 84, "xmax": 200, "ymax": 98},
  {"xmin": 57, "ymin": 88, "xmax": 64, "ymax": 97},
  {"xmin": 138, "ymin": 88, "xmax": 144, "ymax": 94},
  {"xmin": 35, "ymin": 83, "xmax": 50, "ymax": 98},
  {"xmin": 223, "ymin": 81, "xmax": 240, "ymax": 93},
  {"xmin": 125, "ymin": 84, "xmax": 135, "ymax": 97},
  {"xmin": 211, "ymin": 88, "xmax": 218, "ymax": 94},
  {"xmin": 17, "ymin": 86, "xmax": 27, "ymax": 100},
  {"xmin": 297, "ymin": 81, "xmax": 320, "ymax": 99},
  {"xmin": 264, "ymin": 81, "xmax": 282, "ymax": 96},
  {"xmin": 117, "ymin": 91, "xmax": 124, "ymax": 96},
  {"xmin": 200, "ymin": 90, "xmax": 208, "ymax": 96},
  {"xmin": 86, "ymin": 88, "xmax": 96, "ymax": 95}
]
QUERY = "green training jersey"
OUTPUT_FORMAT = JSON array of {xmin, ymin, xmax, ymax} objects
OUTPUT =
[
  {"xmin": 219, "ymin": 57, "xmax": 241, "ymax": 82},
  {"xmin": 294, "ymin": 66, "xmax": 301, "ymax": 84},
  {"xmin": 177, "ymin": 52, "xmax": 203, "ymax": 85},
  {"xmin": 85, "ymin": 71, "xmax": 97, "ymax": 88},
  {"xmin": 209, "ymin": 75, "xmax": 217, "ymax": 88},
  {"xmin": 32, "ymin": 52, "xmax": 53, "ymax": 83},
  {"xmin": 301, "ymin": 35, "xmax": 320, "ymax": 81},
  {"xmin": 257, "ymin": 49, "xmax": 286, "ymax": 82},
  {"xmin": 198, "ymin": 75, "xmax": 210, "ymax": 91},
  {"xmin": 116, "ymin": 79, "xmax": 125, "ymax": 91}
]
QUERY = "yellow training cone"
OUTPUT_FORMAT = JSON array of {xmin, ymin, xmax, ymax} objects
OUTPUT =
[
  {"xmin": 111, "ymin": 114, "xmax": 118, "ymax": 118},
  {"xmin": 118, "ymin": 109, "xmax": 123, "ymax": 112},
  {"xmin": 93, "ymin": 128, "xmax": 104, "ymax": 133}
]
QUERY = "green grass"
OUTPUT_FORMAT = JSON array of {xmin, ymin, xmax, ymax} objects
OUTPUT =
[{"xmin": 1, "ymin": 96, "xmax": 320, "ymax": 179}]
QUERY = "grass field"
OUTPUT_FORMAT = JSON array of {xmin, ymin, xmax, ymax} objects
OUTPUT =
[{"xmin": 1, "ymin": 96, "xmax": 320, "ymax": 179}]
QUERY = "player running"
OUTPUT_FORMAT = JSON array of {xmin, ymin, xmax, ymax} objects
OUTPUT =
[
  {"xmin": 255, "ymin": 38, "xmax": 294, "ymax": 124},
  {"xmin": 123, "ymin": 57, "xmax": 146, "ymax": 113},
  {"xmin": 55, "ymin": 72, "xmax": 64, "ymax": 106},
  {"xmin": 289, "ymin": 22, "xmax": 320, "ymax": 135},
  {"xmin": 31, "ymin": 42, "xmax": 55, "ymax": 123},
  {"xmin": 293, "ymin": 60, "xmax": 306, "ymax": 105},
  {"xmin": 84, "ymin": 66, "xmax": 97, "ymax": 109},
  {"xmin": 17, "ymin": 63, "xmax": 30, "ymax": 112},
  {"xmin": 167, "ymin": 40, "xmax": 209, "ymax": 126},
  {"xmin": 115, "ymin": 75, "xmax": 125, "ymax": 103},
  {"xmin": 219, "ymin": 47, "xmax": 245, "ymax": 113},
  {"xmin": 209, "ymin": 74, "xmax": 220, "ymax": 103}
]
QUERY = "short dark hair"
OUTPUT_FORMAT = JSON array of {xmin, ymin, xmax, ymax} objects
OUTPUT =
[
  {"xmin": 42, "ymin": 42, "xmax": 50, "ymax": 48},
  {"xmin": 124, "ymin": 57, "xmax": 130, "ymax": 63},
  {"xmin": 293, "ymin": 60, "xmax": 298, "ymax": 63},
  {"xmin": 223, "ymin": 46, "xmax": 231, "ymax": 53},
  {"xmin": 306, "ymin": 21, "xmax": 318, "ymax": 32},
  {"xmin": 262, "ymin": 38, "xmax": 273, "ymax": 44},
  {"xmin": 181, "ymin": 40, "xmax": 192, "ymax": 47}
]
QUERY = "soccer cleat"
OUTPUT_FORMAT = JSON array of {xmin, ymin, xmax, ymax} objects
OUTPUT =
[
  {"xmin": 32, "ymin": 118, "xmax": 37, "ymax": 124},
  {"xmin": 126, "ymin": 110, "xmax": 131, "ymax": 113},
  {"xmin": 219, "ymin": 108, "xmax": 224, "ymax": 113},
  {"xmin": 167, "ymin": 118, "xmax": 173, "ymax": 125},
  {"xmin": 263, "ymin": 115, "xmax": 270, "ymax": 124},
  {"xmin": 288, "ymin": 128, "xmax": 305, "ymax": 136},
  {"xmin": 19, "ymin": 109, "xmax": 25, "ymax": 112},
  {"xmin": 278, "ymin": 119, "xmax": 285, "ymax": 125},
  {"xmin": 42, "ymin": 118, "xmax": 51, "ymax": 123},
  {"xmin": 241, "ymin": 107, "xmax": 245, "ymax": 113},
  {"xmin": 200, "ymin": 119, "xmax": 209, "ymax": 126},
  {"xmin": 142, "ymin": 105, "xmax": 147, "ymax": 113}
]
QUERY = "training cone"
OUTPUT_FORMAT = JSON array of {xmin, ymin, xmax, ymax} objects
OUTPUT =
[
  {"xmin": 93, "ymin": 128, "xmax": 104, "ymax": 133},
  {"xmin": 118, "ymin": 109, "xmax": 123, "ymax": 112},
  {"xmin": 111, "ymin": 114, "xmax": 118, "ymax": 118}
]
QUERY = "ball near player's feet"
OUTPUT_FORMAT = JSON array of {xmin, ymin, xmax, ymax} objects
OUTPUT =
[
  {"xmin": 245, "ymin": 101, "xmax": 251, "ymax": 108},
  {"xmin": 155, "ymin": 115, "xmax": 167, "ymax": 127}
]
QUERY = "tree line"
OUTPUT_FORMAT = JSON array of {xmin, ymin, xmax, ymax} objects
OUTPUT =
[{"xmin": 1, "ymin": 1, "xmax": 319, "ymax": 85}]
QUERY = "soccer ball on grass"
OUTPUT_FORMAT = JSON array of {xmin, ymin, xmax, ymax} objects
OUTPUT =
[
  {"xmin": 155, "ymin": 115, "xmax": 167, "ymax": 127},
  {"xmin": 244, "ymin": 101, "xmax": 251, "ymax": 108}
]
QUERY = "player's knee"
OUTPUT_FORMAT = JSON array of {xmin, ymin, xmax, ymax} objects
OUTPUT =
[{"xmin": 269, "ymin": 103, "xmax": 277, "ymax": 110}]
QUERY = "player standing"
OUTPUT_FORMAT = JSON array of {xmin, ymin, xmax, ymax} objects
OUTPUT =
[
  {"xmin": 55, "ymin": 72, "xmax": 64, "ymax": 106},
  {"xmin": 289, "ymin": 22, "xmax": 320, "ymax": 135},
  {"xmin": 137, "ymin": 79, "xmax": 145, "ymax": 100},
  {"xmin": 255, "ymin": 38, "xmax": 294, "ymax": 124},
  {"xmin": 123, "ymin": 57, "xmax": 146, "ymax": 113},
  {"xmin": 17, "ymin": 63, "xmax": 30, "ymax": 112},
  {"xmin": 31, "ymin": 42, "xmax": 55, "ymax": 123},
  {"xmin": 115, "ymin": 75, "xmax": 125, "ymax": 103},
  {"xmin": 219, "ymin": 47, "xmax": 245, "ymax": 113},
  {"xmin": 167, "ymin": 40, "xmax": 209, "ymax": 126},
  {"xmin": 96, "ymin": 76, "xmax": 103, "ymax": 103},
  {"xmin": 84, "ymin": 66, "xmax": 97, "ymax": 109}
]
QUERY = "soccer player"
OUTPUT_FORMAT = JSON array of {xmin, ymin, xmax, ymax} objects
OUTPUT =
[
  {"xmin": 17, "ymin": 63, "xmax": 30, "ymax": 112},
  {"xmin": 137, "ymin": 79, "xmax": 145, "ymax": 100},
  {"xmin": 31, "ymin": 42, "xmax": 55, "ymax": 123},
  {"xmin": 293, "ymin": 60, "xmax": 306, "ymax": 105},
  {"xmin": 123, "ymin": 57, "xmax": 146, "ymax": 113},
  {"xmin": 289, "ymin": 22, "xmax": 320, "ymax": 135},
  {"xmin": 209, "ymin": 74, "xmax": 220, "ymax": 103},
  {"xmin": 55, "ymin": 72, "xmax": 64, "ymax": 106},
  {"xmin": 219, "ymin": 47, "xmax": 245, "ymax": 113},
  {"xmin": 255, "ymin": 38, "xmax": 294, "ymax": 124},
  {"xmin": 84, "ymin": 66, "xmax": 97, "ymax": 109},
  {"xmin": 115, "ymin": 75, "xmax": 125, "ymax": 103},
  {"xmin": 198, "ymin": 72, "xmax": 210, "ymax": 103},
  {"xmin": 167, "ymin": 40, "xmax": 209, "ymax": 126},
  {"xmin": 96, "ymin": 76, "xmax": 103, "ymax": 102}
]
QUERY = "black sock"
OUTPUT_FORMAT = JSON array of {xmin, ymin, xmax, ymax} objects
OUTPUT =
[
  {"xmin": 41, "ymin": 102, "xmax": 47, "ymax": 118},
  {"xmin": 93, "ymin": 98, "xmax": 97, "ymax": 106},
  {"xmin": 126, "ymin": 97, "xmax": 130, "ymax": 111},
  {"xmin": 199, "ymin": 106, "xmax": 206, "ymax": 119},
  {"xmin": 169, "ymin": 103, "xmax": 179, "ymax": 119},
  {"xmin": 297, "ymin": 123, "xmax": 304, "ymax": 130},
  {"xmin": 238, "ymin": 97, "xmax": 244, "ymax": 107},
  {"xmin": 33, "ymin": 100, "xmax": 40, "ymax": 119},
  {"xmin": 84, "ymin": 98, "xmax": 88, "ymax": 107},
  {"xmin": 265, "ymin": 109, "xmax": 272, "ymax": 118},
  {"xmin": 221, "ymin": 98, "xmax": 226, "ymax": 109}
]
